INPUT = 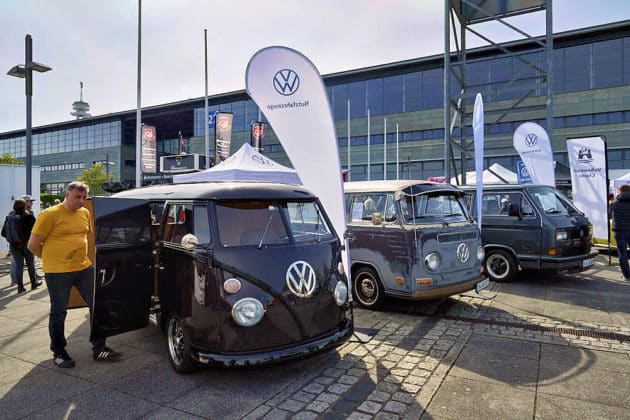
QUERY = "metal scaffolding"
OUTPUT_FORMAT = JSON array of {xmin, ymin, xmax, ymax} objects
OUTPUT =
[{"xmin": 444, "ymin": 0, "xmax": 553, "ymax": 184}]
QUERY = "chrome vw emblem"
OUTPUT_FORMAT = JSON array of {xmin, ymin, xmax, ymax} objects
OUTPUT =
[
  {"xmin": 525, "ymin": 133, "xmax": 538, "ymax": 147},
  {"xmin": 273, "ymin": 69, "xmax": 300, "ymax": 96},
  {"xmin": 286, "ymin": 260, "xmax": 316, "ymax": 297},
  {"xmin": 456, "ymin": 243, "xmax": 470, "ymax": 263}
]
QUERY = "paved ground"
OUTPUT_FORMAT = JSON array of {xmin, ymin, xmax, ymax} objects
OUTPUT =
[{"xmin": 0, "ymin": 251, "xmax": 629, "ymax": 419}]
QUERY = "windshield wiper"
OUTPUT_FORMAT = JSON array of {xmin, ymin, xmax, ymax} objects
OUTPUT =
[{"xmin": 258, "ymin": 212, "xmax": 274, "ymax": 249}]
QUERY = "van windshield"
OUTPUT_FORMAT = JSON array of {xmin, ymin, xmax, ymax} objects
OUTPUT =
[
  {"xmin": 528, "ymin": 186, "xmax": 583, "ymax": 216},
  {"xmin": 216, "ymin": 200, "xmax": 333, "ymax": 247},
  {"xmin": 401, "ymin": 192, "xmax": 468, "ymax": 225}
]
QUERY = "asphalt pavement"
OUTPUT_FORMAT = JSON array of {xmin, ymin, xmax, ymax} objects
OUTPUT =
[{"xmin": 0, "ymin": 250, "xmax": 629, "ymax": 419}]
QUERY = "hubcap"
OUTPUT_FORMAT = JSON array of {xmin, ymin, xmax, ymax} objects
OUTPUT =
[
  {"xmin": 487, "ymin": 255, "xmax": 509, "ymax": 279},
  {"xmin": 168, "ymin": 318, "xmax": 185, "ymax": 365}
]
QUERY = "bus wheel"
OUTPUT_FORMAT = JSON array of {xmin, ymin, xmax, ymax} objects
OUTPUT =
[
  {"xmin": 166, "ymin": 313, "xmax": 196, "ymax": 374},
  {"xmin": 485, "ymin": 250, "xmax": 517, "ymax": 283},
  {"xmin": 353, "ymin": 267, "xmax": 383, "ymax": 308}
]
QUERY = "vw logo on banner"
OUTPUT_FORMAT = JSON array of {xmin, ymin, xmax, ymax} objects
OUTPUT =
[
  {"xmin": 525, "ymin": 133, "xmax": 538, "ymax": 147},
  {"xmin": 516, "ymin": 159, "xmax": 532, "ymax": 184},
  {"xmin": 273, "ymin": 69, "xmax": 300, "ymax": 96},
  {"xmin": 286, "ymin": 260, "xmax": 317, "ymax": 297}
]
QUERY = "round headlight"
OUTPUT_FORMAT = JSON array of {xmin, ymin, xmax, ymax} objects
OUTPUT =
[
  {"xmin": 231, "ymin": 298, "xmax": 265, "ymax": 327},
  {"xmin": 424, "ymin": 252, "xmax": 441, "ymax": 271},
  {"xmin": 476, "ymin": 246, "xmax": 485, "ymax": 262},
  {"xmin": 334, "ymin": 281, "xmax": 348, "ymax": 306}
]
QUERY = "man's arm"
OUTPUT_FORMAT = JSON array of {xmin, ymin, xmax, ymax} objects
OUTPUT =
[{"xmin": 27, "ymin": 233, "xmax": 44, "ymax": 258}]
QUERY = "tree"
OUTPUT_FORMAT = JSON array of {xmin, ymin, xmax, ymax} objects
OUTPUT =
[
  {"xmin": 78, "ymin": 163, "xmax": 112, "ymax": 196},
  {"xmin": 0, "ymin": 153, "xmax": 23, "ymax": 165}
]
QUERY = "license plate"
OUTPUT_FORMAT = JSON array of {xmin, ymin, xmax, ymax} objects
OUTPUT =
[
  {"xmin": 582, "ymin": 258, "xmax": 594, "ymax": 268},
  {"xmin": 475, "ymin": 278, "xmax": 490, "ymax": 293}
]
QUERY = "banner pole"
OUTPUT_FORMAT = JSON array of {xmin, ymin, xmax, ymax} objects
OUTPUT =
[{"xmin": 396, "ymin": 124, "xmax": 399, "ymax": 180}]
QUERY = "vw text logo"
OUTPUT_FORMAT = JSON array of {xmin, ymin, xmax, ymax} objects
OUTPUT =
[
  {"xmin": 456, "ymin": 243, "xmax": 470, "ymax": 263},
  {"xmin": 525, "ymin": 133, "xmax": 538, "ymax": 147},
  {"xmin": 273, "ymin": 69, "xmax": 300, "ymax": 96},
  {"xmin": 286, "ymin": 260, "xmax": 317, "ymax": 298}
]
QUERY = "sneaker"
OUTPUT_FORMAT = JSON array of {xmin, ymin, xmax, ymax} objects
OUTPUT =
[
  {"xmin": 54, "ymin": 351, "xmax": 76, "ymax": 368},
  {"xmin": 31, "ymin": 280, "xmax": 43, "ymax": 290},
  {"xmin": 93, "ymin": 346, "xmax": 121, "ymax": 362}
]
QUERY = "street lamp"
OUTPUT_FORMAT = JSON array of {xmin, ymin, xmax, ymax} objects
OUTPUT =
[{"xmin": 7, "ymin": 34, "xmax": 52, "ymax": 195}]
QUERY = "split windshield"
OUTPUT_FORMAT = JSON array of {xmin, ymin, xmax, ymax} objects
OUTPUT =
[
  {"xmin": 401, "ymin": 192, "xmax": 468, "ymax": 225},
  {"xmin": 215, "ymin": 200, "xmax": 333, "ymax": 247}
]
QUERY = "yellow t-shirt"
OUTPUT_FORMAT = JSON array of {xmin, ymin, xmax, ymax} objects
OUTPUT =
[{"xmin": 31, "ymin": 205, "xmax": 92, "ymax": 273}]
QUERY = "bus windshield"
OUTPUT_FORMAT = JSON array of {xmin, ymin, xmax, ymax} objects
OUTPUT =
[
  {"xmin": 216, "ymin": 200, "xmax": 334, "ymax": 247},
  {"xmin": 401, "ymin": 192, "xmax": 468, "ymax": 225}
]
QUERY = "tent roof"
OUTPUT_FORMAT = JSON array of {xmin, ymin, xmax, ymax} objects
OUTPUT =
[
  {"xmin": 173, "ymin": 143, "xmax": 302, "ymax": 185},
  {"xmin": 451, "ymin": 163, "xmax": 517, "ymax": 185}
]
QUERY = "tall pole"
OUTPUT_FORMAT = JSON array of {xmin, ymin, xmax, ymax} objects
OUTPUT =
[
  {"xmin": 204, "ymin": 29, "xmax": 210, "ymax": 168},
  {"xmin": 396, "ymin": 123, "xmax": 399, "ymax": 180},
  {"xmin": 25, "ymin": 35, "xmax": 33, "ymax": 195},
  {"xmin": 383, "ymin": 117, "xmax": 387, "ymax": 180},
  {"xmin": 443, "ymin": 0, "xmax": 451, "ymax": 181},
  {"xmin": 135, "ymin": 0, "xmax": 142, "ymax": 189},
  {"xmin": 367, "ymin": 109, "xmax": 371, "ymax": 181},
  {"xmin": 347, "ymin": 99, "xmax": 351, "ymax": 181}
]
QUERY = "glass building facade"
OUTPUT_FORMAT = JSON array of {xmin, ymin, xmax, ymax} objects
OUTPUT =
[{"xmin": 1, "ymin": 22, "xmax": 629, "ymax": 193}]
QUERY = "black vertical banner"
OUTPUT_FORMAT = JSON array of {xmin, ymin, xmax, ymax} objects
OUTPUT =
[
  {"xmin": 215, "ymin": 112, "xmax": 233, "ymax": 163},
  {"xmin": 250, "ymin": 121, "xmax": 266, "ymax": 152},
  {"xmin": 141, "ymin": 124, "xmax": 157, "ymax": 173}
]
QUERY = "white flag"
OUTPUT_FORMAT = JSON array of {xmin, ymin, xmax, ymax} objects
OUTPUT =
[
  {"xmin": 567, "ymin": 137, "xmax": 607, "ymax": 240},
  {"xmin": 513, "ymin": 122, "xmax": 555, "ymax": 186},
  {"xmin": 245, "ymin": 46, "xmax": 349, "ymax": 278},
  {"xmin": 472, "ymin": 93, "xmax": 484, "ymax": 228}
]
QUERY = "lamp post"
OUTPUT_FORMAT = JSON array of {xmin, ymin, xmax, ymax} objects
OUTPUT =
[{"xmin": 7, "ymin": 34, "xmax": 52, "ymax": 195}]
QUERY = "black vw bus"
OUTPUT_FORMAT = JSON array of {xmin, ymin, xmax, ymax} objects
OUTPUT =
[
  {"xmin": 344, "ymin": 180, "xmax": 486, "ymax": 308},
  {"xmin": 462, "ymin": 184, "xmax": 597, "ymax": 282},
  {"xmin": 87, "ymin": 182, "xmax": 353, "ymax": 373}
]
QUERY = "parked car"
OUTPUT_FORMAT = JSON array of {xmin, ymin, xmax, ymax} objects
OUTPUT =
[
  {"xmin": 85, "ymin": 182, "xmax": 353, "ymax": 373},
  {"xmin": 462, "ymin": 184, "xmax": 597, "ymax": 282},
  {"xmin": 344, "ymin": 180, "xmax": 487, "ymax": 308}
]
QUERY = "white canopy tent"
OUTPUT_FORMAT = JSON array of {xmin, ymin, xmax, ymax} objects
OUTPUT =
[
  {"xmin": 173, "ymin": 143, "xmax": 302, "ymax": 185},
  {"xmin": 612, "ymin": 171, "xmax": 630, "ymax": 192},
  {"xmin": 450, "ymin": 162, "xmax": 518, "ymax": 185}
]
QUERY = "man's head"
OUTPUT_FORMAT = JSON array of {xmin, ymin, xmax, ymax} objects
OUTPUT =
[
  {"xmin": 619, "ymin": 184, "xmax": 630, "ymax": 195},
  {"xmin": 63, "ymin": 181, "xmax": 90, "ymax": 211},
  {"xmin": 20, "ymin": 194, "xmax": 35, "ymax": 209}
]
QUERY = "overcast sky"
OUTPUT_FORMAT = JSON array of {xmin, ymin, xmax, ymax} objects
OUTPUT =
[{"xmin": 1, "ymin": 0, "xmax": 628, "ymax": 134}]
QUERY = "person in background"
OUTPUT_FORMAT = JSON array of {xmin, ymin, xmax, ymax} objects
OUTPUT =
[
  {"xmin": 610, "ymin": 184, "xmax": 630, "ymax": 281},
  {"xmin": 21, "ymin": 194, "xmax": 35, "ymax": 215},
  {"xmin": 53, "ymin": 198, "xmax": 61, "ymax": 205},
  {"xmin": 2, "ymin": 199, "xmax": 42, "ymax": 293},
  {"xmin": 28, "ymin": 181, "xmax": 121, "ymax": 368}
]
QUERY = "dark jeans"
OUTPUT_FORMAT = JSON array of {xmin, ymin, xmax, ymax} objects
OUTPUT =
[
  {"xmin": 10, "ymin": 245, "xmax": 38, "ymax": 290},
  {"xmin": 613, "ymin": 230, "xmax": 630, "ymax": 279},
  {"xmin": 44, "ymin": 266, "xmax": 106, "ymax": 356}
]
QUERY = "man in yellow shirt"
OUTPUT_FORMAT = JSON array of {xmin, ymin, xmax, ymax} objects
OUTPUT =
[{"xmin": 28, "ymin": 181, "xmax": 121, "ymax": 368}]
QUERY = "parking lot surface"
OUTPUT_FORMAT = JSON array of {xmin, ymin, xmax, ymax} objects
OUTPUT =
[{"xmin": 1, "ymin": 252, "xmax": 629, "ymax": 419}]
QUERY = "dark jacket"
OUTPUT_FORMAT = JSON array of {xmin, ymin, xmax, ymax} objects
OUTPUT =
[
  {"xmin": 2, "ymin": 212, "xmax": 36, "ymax": 250},
  {"xmin": 611, "ymin": 192, "xmax": 630, "ymax": 231}
]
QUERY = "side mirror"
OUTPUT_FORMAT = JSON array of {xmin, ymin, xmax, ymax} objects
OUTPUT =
[
  {"xmin": 371, "ymin": 212, "xmax": 383, "ymax": 225},
  {"xmin": 508, "ymin": 204, "xmax": 522, "ymax": 219},
  {"xmin": 181, "ymin": 233, "xmax": 199, "ymax": 249}
]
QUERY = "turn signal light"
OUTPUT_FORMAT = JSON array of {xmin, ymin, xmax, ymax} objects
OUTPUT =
[
  {"xmin": 395, "ymin": 277, "xmax": 404, "ymax": 285},
  {"xmin": 547, "ymin": 248, "xmax": 557, "ymax": 256},
  {"xmin": 416, "ymin": 278, "xmax": 433, "ymax": 285}
]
